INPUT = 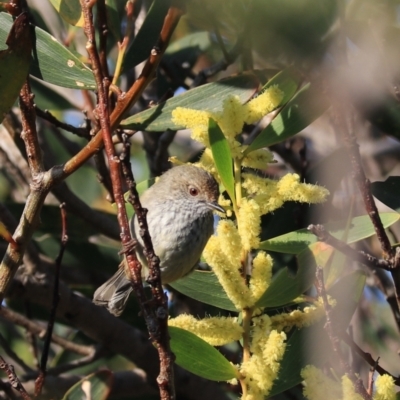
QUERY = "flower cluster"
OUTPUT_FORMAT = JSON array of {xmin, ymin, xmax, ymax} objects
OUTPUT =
[{"xmin": 170, "ymin": 84, "xmax": 331, "ymax": 400}]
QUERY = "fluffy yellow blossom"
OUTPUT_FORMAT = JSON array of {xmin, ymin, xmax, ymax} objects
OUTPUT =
[
  {"xmin": 237, "ymin": 198, "xmax": 262, "ymax": 251},
  {"xmin": 250, "ymin": 315, "xmax": 272, "ymax": 354},
  {"xmin": 277, "ymin": 173, "xmax": 329, "ymax": 204},
  {"xmin": 301, "ymin": 365, "xmax": 341, "ymax": 400},
  {"xmin": 217, "ymin": 95, "xmax": 245, "ymax": 137},
  {"xmin": 243, "ymin": 85, "xmax": 284, "ymax": 124},
  {"xmin": 216, "ymin": 220, "xmax": 242, "ymax": 267},
  {"xmin": 241, "ymin": 329, "xmax": 286, "ymax": 399},
  {"xmin": 250, "ymin": 251, "xmax": 273, "ymax": 302},
  {"xmin": 242, "ymin": 172, "xmax": 329, "ymax": 215},
  {"xmin": 168, "ymin": 315, "xmax": 243, "ymax": 346},
  {"xmin": 242, "ymin": 148, "xmax": 275, "ymax": 170},
  {"xmin": 270, "ymin": 297, "xmax": 336, "ymax": 332},
  {"xmin": 374, "ymin": 374, "xmax": 396, "ymax": 400},
  {"xmin": 171, "ymin": 107, "xmax": 211, "ymax": 146},
  {"xmin": 342, "ymin": 375, "xmax": 363, "ymax": 400},
  {"xmin": 203, "ymin": 235, "xmax": 253, "ymax": 309}
]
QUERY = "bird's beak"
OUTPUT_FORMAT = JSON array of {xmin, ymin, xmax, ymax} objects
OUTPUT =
[{"xmin": 207, "ymin": 201, "xmax": 226, "ymax": 214}]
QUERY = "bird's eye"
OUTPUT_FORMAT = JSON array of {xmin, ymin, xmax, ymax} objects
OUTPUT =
[{"xmin": 189, "ymin": 187, "xmax": 199, "ymax": 196}]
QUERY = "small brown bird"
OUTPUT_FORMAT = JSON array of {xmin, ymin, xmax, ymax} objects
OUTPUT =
[{"xmin": 93, "ymin": 165, "xmax": 224, "ymax": 316}]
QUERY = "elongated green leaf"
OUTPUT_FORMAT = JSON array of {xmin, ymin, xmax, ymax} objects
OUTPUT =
[
  {"xmin": 208, "ymin": 119, "xmax": 235, "ymax": 202},
  {"xmin": 169, "ymin": 327, "xmax": 238, "ymax": 381},
  {"xmin": 0, "ymin": 12, "xmax": 95, "ymax": 89},
  {"xmin": 120, "ymin": 72, "xmax": 260, "ymax": 131},
  {"xmin": 0, "ymin": 13, "xmax": 32, "ymax": 118},
  {"xmin": 62, "ymin": 370, "xmax": 113, "ymax": 400},
  {"xmin": 255, "ymin": 247, "xmax": 316, "ymax": 308},
  {"xmin": 122, "ymin": 0, "xmax": 171, "ymax": 72},
  {"xmin": 245, "ymin": 83, "xmax": 329, "ymax": 154},
  {"xmin": 259, "ymin": 212, "xmax": 400, "ymax": 254},
  {"xmin": 269, "ymin": 271, "xmax": 366, "ymax": 396},
  {"xmin": 170, "ymin": 270, "xmax": 237, "ymax": 311},
  {"xmin": 371, "ymin": 177, "xmax": 400, "ymax": 212}
]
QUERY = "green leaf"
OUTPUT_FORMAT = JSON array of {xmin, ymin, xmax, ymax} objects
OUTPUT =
[
  {"xmin": 208, "ymin": 119, "xmax": 235, "ymax": 203},
  {"xmin": 269, "ymin": 271, "xmax": 366, "ymax": 396},
  {"xmin": 170, "ymin": 270, "xmax": 237, "ymax": 311},
  {"xmin": 0, "ymin": 12, "xmax": 95, "ymax": 89},
  {"xmin": 48, "ymin": 0, "xmax": 84, "ymax": 26},
  {"xmin": 259, "ymin": 212, "xmax": 400, "ymax": 254},
  {"xmin": 255, "ymin": 247, "xmax": 316, "ymax": 308},
  {"xmin": 62, "ymin": 370, "xmax": 113, "ymax": 400},
  {"xmin": 169, "ymin": 326, "xmax": 238, "ymax": 381},
  {"xmin": 244, "ymin": 83, "xmax": 329, "ymax": 154},
  {"xmin": 120, "ymin": 72, "xmax": 260, "ymax": 131},
  {"xmin": 0, "ymin": 13, "xmax": 32, "ymax": 119},
  {"xmin": 259, "ymin": 67, "xmax": 301, "ymax": 105},
  {"xmin": 371, "ymin": 177, "xmax": 400, "ymax": 212},
  {"xmin": 122, "ymin": 0, "xmax": 171, "ymax": 72}
]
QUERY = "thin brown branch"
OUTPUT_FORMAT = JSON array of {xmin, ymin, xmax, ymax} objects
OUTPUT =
[
  {"xmin": 80, "ymin": 1, "xmax": 176, "ymax": 397},
  {"xmin": 0, "ymin": 308, "xmax": 93, "ymax": 357},
  {"xmin": 96, "ymin": 0, "xmax": 110, "ymax": 80},
  {"xmin": 308, "ymin": 224, "xmax": 392, "ymax": 271},
  {"xmin": 120, "ymin": 134, "xmax": 174, "ymax": 398},
  {"xmin": 0, "ymin": 355, "xmax": 31, "ymax": 400},
  {"xmin": 315, "ymin": 267, "xmax": 371, "ymax": 399},
  {"xmin": 35, "ymin": 107, "xmax": 90, "ymax": 139},
  {"xmin": 34, "ymin": 204, "xmax": 68, "ymax": 397},
  {"xmin": 19, "ymin": 81, "xmax": 43, "ymax": 177},
  {"xmin": 0, "ymin": 333, "xmax": 33, "ymax": 374},
  {"xmin": 341, "ymin": 333, "xmax": 400, "ymax": 385}
]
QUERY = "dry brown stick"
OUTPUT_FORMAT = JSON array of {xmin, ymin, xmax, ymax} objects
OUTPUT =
[
  {"xmin": 35, "ymin": 107, "xmax": 90, "ymax": 139},
  {"xmin": 308, "ymin": 224, "xmax": 392, "ymax": 271},
  {"xmin": 79, "ymin": 1, "xmax": 176, "ymax": 398},
  {"xmin": 315, "ymin": 267, "xmax": 371, "ymax": 400},
  {"xmin": 120, "ymin": 134, "xmax": 174, "ymax": 397},
  {"xmin": 0, "ymin": 308, "xmax": 93, "ymax": 357},
  {"xmin": 341, "ymin": 333, "xmax": 400, "ymax": 386},
  {"xmin": 0, "ymin": 333, "xmax": 33, "ymax": 374},
  {"xmin": 34, "ymin": 204, "xmax": 68, "ymax": 397},
  {"xmin": 0, "ymin": 355, "xmax": 31, "ymax": 400}
]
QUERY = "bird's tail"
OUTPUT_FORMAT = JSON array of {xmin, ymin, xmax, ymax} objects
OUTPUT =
[{"xmin": 93, "ymin": 263, "xmax": 133, "ymax": 317}]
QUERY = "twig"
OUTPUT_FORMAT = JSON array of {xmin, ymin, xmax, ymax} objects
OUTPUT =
[
  {"xmin": 96, "ymin": 0, "xmax": 110, "ymax": 81},
  {"xmin": 0, "ymin": 308, "xmax": 93, "ymax": 357},
  {"xmin": 308, "ymin": 224, "xmax": 392, "ymax": 271},
  {"xmin": 79, "ymin": 1, "xmax": 177, "ymax": 397},
  {"xmin": 34, "ymin": 204, "xmax": 68, "ymax": 397},
  {"xmin": 308, "ymin": 223, "xmax": 400, "ymax": 330},
  {"xmin": 35, "ymin": 107, "xmax": 90, "ymax": 139},
  {"xmin": 341, "ymin": 333, "xmax": 400, "ymax": 386},
  {"xmin": 19, "ymin": 81, "xmax": 44, "ymax": 178},
  {"xmin": 0, "ymin": 355, "xmax": 31, "ymax": 400},
  {"xmin": 315, "ymin": 267, "xmax": 371, "ymax": 399},
  {"xmin": 120, "ymin": 134, "xmax": 175, "ymax": 399},
  {"xmin": 0, "ymin": 334, "xmax": 33, "ymax": 374},
  {"xmin": 24, "ymin": 347, "xmax": 102, "ymax": 381},
  {"xmin": 367, "ymin": 357, "xmax": 379, "ymax": 396}
]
